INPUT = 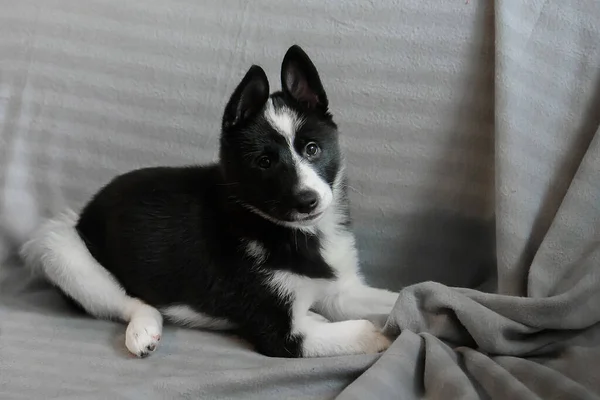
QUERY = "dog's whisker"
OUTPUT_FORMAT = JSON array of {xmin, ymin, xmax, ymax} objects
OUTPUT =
[{"xmin": 346, "ymin": 185, "xmax": 365, "ymax": 196}]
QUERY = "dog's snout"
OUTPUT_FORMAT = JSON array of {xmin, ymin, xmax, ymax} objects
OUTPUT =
[{"xmin": 295, "ymin": 190, "xmax": 319, "ymax": 214}]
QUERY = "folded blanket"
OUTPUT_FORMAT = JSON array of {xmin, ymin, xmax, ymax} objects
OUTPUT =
[{"xmin": 339, "ymin": 0, "xmax": 600, "ymax": 398}]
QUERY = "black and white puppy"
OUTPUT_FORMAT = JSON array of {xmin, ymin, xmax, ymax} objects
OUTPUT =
[{"xmin": 21, "ymin": 45, "xmax": 398, "ymax": 358}]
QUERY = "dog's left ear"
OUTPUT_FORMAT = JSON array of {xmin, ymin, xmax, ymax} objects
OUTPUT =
[{"xmin": 281, "ymin": 45, "xmax": 328, "ymax": 112}]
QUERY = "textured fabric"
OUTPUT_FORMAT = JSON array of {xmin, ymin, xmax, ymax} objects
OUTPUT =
[{"xmin": 1, "ymin": 0, "xmax": 599, "ymax": 399}]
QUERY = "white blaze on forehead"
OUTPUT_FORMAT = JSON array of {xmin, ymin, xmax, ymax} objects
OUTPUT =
[{"xmin": 264, "ymin": 98, "xmax": 302, "ymax": 141}]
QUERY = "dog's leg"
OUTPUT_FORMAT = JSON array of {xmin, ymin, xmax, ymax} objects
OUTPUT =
[
  {"xmin": 315, "ymin": 277, "xmax": 399, "ymax": 322},
  {"xmin": 20, "ymin": 210, "xmax": 162, "ymax": 358},
  {"xmin": 249, "ymin": 307, "xmax": 391, "ymax": 358},
  {"xmin": 295, "ymin": 312, "xmax": 391, "ymax": 357},
  {"xmin": 252, "ymin": 271, "xmax": 390, "ymax": 357}
]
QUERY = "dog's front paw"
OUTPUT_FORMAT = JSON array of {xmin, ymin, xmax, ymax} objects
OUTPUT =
[
  {"xmin": 353, "ymin": 320, "xmax": 392, "ymax": 354},
  {"xmin": 125, "ymin": 317, "xmax": 162, "ymax": 358}
]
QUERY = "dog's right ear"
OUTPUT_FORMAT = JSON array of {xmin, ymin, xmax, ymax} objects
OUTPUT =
[
  {"xmin": 281, "ymin": 45, "xmax": 328, "ymax": 112},
  {"xmin": 222, "ymin": 65, "xmax": 270, "ymax": 131}
]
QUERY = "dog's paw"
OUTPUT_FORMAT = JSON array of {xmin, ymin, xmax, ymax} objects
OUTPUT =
[
  {"xmin": 125, "ymin": 317, "xmax": 162, "ymax": 358},
  {"xmin": 353, "ymin": 320, "xmax": 392, "ymax": 354}
]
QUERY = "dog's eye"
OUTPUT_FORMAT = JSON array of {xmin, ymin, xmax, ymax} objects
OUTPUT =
[
  {"xmin": 257, "ymin": 156, "xmax": 271, "ymax": 169},
  {"xmin": 304, "ymin": 142, "xmax": 320, "ymax": 158}
]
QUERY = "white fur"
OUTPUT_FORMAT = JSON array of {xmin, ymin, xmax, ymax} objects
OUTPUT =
[
  {"xmin": 161, "ymin": 305, "xmax": 235, "ymax": 330},
  {"xmin": 20, "ymin": 211, "xmax": 163, "ymax": 358},
  {"xmin": 266, "ymin": 270, "xmax": 391, "ymax": 357},
  {"xmin": 125, "ymin": 302, "xmax": 163, "ymax": 357},
  {"xmin": 297, "ymin": 316, "xmax": 391, "ymax": 357},
  {"xmin": 316, "ymin": 280, "xmax": 399, "ymax": 322},
  {"xmin": 315, "ymin": 165, "xmax": 359, "ymax": 278},
  {"xmin": 243, "ymin": 239, "xmax": 269, "ymax": 266},
  {"xmin": 294, "ymin": 157, "xmax": 333, "ymax": 215},
  {"xmin": 267, "ymin": 270, "xmax": 323, "ymax": 314},
  {"xmin": 313, "ymin": 168, "xmax": 399, "ymax": 322},
  {"xmin": 264, "ymin": 99, "xmax": 302, "ymax": 141}
]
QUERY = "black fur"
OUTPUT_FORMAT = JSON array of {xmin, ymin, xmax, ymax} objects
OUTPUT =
[{"xmin": 75, "ymin": 45, "xmax": 349, "ymax": 358}]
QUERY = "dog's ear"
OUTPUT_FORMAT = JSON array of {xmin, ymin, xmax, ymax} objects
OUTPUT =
[
  {"xmin": 281, "ymin": 45, "xmax": 328, "ymax": 112},
  {"xmin": 223, "ymin": 65, "xmax": 269, "ymax": 131}
]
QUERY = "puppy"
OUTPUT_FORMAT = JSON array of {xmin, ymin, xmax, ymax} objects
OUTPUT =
[{"xmin": 21, "ymin": 45, "xmax": 398, "ymax": 358}]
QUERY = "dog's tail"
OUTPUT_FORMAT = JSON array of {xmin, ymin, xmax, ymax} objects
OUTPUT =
[
  {"xmin": 20, "ymin": 209, "xmax": 137, "ymax": 320},
  {"xmin": 21, "ymin": 209, "xmax": 164, "ymax": 357}
]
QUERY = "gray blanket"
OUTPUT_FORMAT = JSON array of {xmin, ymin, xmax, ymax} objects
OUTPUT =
[{"xmin": 1, "ymin": 0, "xmax": 599, "ymax": 399}]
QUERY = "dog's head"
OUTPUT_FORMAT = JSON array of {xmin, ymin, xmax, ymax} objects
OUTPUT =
[{"xmin": 219, "ymin": 45, "xmax": 341, "ymax": 229}]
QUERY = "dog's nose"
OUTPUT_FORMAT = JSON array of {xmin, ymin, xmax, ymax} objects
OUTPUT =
[{"xmin": 295, "ymin": 190, "xmax": 319, "ymax": 214}]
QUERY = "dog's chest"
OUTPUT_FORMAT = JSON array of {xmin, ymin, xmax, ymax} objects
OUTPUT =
[
  {"xmin": 263, "ymin": 213, "xmax": 359, "ymax": 314},
  {"xmin": 316, "ymin": 214, "xmax": 359, "ymax": 281}
]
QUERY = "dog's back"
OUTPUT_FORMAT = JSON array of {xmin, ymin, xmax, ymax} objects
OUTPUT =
[{"xmin": 77, "ymin": 165, "xmax": 227, "ymax": 305}]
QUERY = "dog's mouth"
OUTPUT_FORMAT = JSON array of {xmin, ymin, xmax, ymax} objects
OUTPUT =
[
  {"xmin": 241, "ymin": 202, "xmax": 326, "ymax": 227},
  {"xmin": 293, "ymin": 211, "xmax": 324, "ymax": 222},
  {"xmin": 281, "ymin": 210, "xmax": 326, "ymax": 227}
]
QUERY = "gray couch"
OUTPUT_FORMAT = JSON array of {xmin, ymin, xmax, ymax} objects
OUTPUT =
[{"xmin": 1, "ymin": 0, "xmax": 599, "ymax": 398}]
